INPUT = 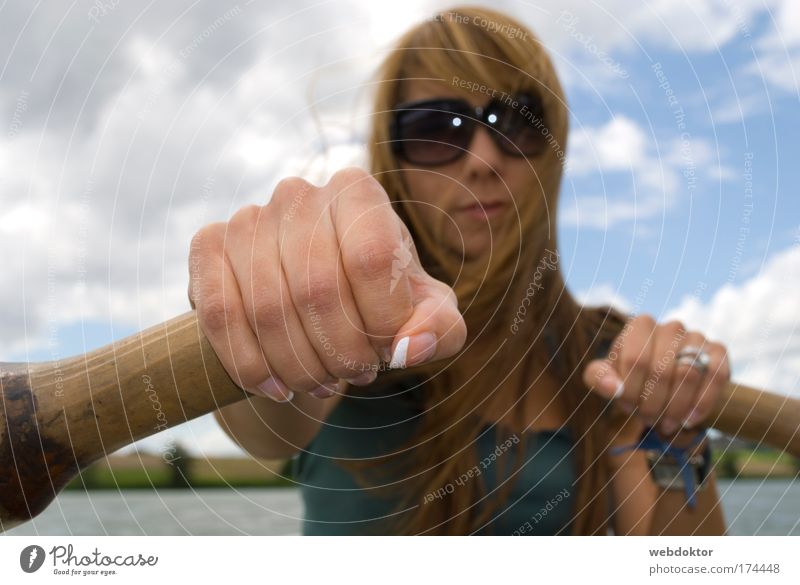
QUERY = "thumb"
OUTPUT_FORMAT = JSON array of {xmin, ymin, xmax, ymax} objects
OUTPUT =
[
  {"xmin": 387, "ymin": 271, "xmax": 467, "ymax": 369},
  {"xmin": 583, "ymin": 359, "xmax": 625, "ymax": 400}
]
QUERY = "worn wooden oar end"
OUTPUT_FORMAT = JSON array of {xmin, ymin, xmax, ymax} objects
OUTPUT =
[
  {"xmin": 0, "ymin": 364, "xmax": 81, "ymax": 531},
  {"xmin": 0, "ymin": 311, "xmax": 247, "ymax": 533}
]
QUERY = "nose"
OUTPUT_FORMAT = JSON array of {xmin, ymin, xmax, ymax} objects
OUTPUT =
[{"xmin": 462, "ymin": 122, "xmax": 505, "ymax": 176}]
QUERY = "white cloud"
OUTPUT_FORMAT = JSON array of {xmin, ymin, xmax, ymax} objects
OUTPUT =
[
  {"xmin": 561, "ymin": 115, "xmax": 732, "ymax": 229},
  {"xmin": 741, "ymin": 0, "xmax": 800, "ymax": 93},
  {"xmin": 664, "ymin": 244, "xmax": 800, "ymax": 397},
  {"xmin": 568, "ymin": 116, "xmax": 650, "ymax": 175},
  {"xmin": 575, "ymin": 282, "xmax": 633, "ymax": 314},
  {"xmin": 529, "ymin": 0, "xmax": 796, "ymax": 97},
  {"xmin": 748, "ymin": 43, "xmax": 800, "ymax": 93},
  {"xmin": 0, "ymin": 0, "xmax": 380, "ymax": 358}
]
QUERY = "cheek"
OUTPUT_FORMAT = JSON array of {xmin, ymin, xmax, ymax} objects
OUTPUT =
[{"xmin": 506, "ymin": 161, "xmax": 536, "ymax": 192}]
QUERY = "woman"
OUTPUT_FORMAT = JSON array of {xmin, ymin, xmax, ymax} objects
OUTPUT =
[{"xmin": 189, "ymin": 6, "xmax": 730, "ymax": 535}]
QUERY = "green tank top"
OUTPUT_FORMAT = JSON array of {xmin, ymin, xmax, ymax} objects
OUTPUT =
[{"xmin": 292, "ymin": 367, "xmax": 585, "ymax": 535}]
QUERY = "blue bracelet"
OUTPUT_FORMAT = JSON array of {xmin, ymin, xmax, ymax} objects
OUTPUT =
[{"xmin": 610, "ymin": 425, "xmax": 709, "ymax": 509}]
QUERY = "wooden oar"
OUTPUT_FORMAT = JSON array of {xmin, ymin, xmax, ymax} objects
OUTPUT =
[{"xmin": 1, "ymin": 310, "xmax": 798, "ymax": 531}]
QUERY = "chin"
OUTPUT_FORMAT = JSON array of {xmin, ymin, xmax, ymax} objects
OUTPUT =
[{"xmin": 455, "ymin": 240, "xmax": 493, "ymax": 263}]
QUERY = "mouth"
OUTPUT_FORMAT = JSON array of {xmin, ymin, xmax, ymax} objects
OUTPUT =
[{"xmin": 456, "ymin": 200, "xmax": 508, "ymax": 219}]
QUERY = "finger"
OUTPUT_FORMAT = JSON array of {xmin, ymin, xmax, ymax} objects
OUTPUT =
[
  {"xmin": 329, "ymin": 167, "xmax": 415, "ymax": 361},
  {"xmin": 613, "ymin": 314, "xmax": 657, "ymax": 408},
  {"xmin": 582, "ymin": 315, "xmax": 650, "ymax": 403},
  {"xmin": 275, "ymin": 176, "xmax": 383, "ymax": 383},
  {"xmin": 683, "ymin": 341, "xmax": 731, "ymax": 430},
  {"xmin": 225, "ymin": 203, "xmax": 342, "ymax": 397},
  {"xmin": 658, "ymin": 330, "xmax": 705, "ymax": 434},
  {"xmin": 190, "ymin": 223, "xmax": 275, "ymax": 394},
  {"xmin": 642, "ymin": 321, "xmax": 685, "ymax": 432},
  {"xmin": 386, "ymin": 264, "xmax": 467, "ymax": 369},
  {"xmin": 582, "ymin": 358, "xmax": 625, "ymax": 400}
]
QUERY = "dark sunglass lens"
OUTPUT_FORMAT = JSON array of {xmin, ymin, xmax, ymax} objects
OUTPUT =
[
  {"xmin": 396, "ymin": 105, "xmax": 472, "ymax": 164},
  {"xmin": 491, "ymin": 96, "xmax": 548, "ymax": 157}
]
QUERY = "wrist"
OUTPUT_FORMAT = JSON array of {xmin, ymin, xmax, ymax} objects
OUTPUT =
[
  {"xmin": 606, "ymin": 423, "xmax": 709, "ymax": 467},
  {"xmin": 654, "ymin": 425, "xmax": 709, "ymax": 456}
]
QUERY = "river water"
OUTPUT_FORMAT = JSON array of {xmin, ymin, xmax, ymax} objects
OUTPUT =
[{"xmin": 4, "ymin": 480, "xmax": 798, "ymax": 535}]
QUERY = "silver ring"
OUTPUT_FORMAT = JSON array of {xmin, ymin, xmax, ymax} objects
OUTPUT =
[{"xmin": 675, "ymin": 345, "xmax": 711, "ymax": 375}]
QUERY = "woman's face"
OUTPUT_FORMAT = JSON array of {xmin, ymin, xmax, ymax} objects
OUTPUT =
[{"xmin": 395, "ymin": 79, "xmax": 537, "ymax": 262}]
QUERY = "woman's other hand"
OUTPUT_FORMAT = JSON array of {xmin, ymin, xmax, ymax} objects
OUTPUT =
[{"xmin": 582, "ymin": 314, "xmax": 732, "ymax": 437}]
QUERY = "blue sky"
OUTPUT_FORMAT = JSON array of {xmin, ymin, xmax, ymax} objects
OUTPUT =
[
  {"xmin": 1, "ymin": 0, "xmax": 797, "ymax": 457},
  {"xmin": 562, "ymin": 35, "xmax": 799, "ymax": 311}
]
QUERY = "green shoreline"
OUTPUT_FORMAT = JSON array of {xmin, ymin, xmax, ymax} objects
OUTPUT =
[{"xmin": 63, "ymin": 447, "xmax": 799, "ymax": 491}]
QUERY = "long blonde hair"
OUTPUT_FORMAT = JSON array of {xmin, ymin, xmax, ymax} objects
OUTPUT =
[{"xmin": 342, "ymin": 5, "xmax": 631, "ymax": 535}]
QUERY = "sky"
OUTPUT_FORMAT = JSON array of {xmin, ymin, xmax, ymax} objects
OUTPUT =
[{"xmin": 0, "ymin": 0, "xmax": 798, "ymax": 459}]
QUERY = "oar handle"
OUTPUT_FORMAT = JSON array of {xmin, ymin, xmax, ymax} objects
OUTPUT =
[
  {"xmin": 710, "ymin": 379, "xmax": 800, "ymax": 455},
  {"xmin": 0, "ymin": 311, "xmax": 245, "ymax": 531},
  {"xmin": 1, "ymin": 310, "xmax": 798, "ymax": 531}
]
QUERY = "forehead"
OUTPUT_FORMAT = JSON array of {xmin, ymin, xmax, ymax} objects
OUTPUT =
[{"xmin": 398, "ymin": 77, "xmax": 491, "ymax": 108}]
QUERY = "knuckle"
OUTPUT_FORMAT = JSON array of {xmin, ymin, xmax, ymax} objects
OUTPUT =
[
  {"xmin": 344, "ymin": 239, "xmax": 397, "ymax": 281},
  {"xmin": 328, "ymin": 167, "xmax": 386, "ymax": 198},
  {"xmin": 663, "ymin": 320, "xmax": 687, "ymax": 341},
  {"xmin": 665, "ymin": 319, "xmax": 685, "ymax": 331},
  {"xmin": 229, "ymin": 204, "xmax": 261, "ymax": 232},
  {"xmin": 250, "ymin": 291, "xmax": 288, "ymax": 333},
  {"xmin": 190, "ymin": 222, "xmax": 224, "ymax": 257},
  {"xmin": 329, "ymin": 166, "xmax": 371, "ymax": 187},
  {"xmin": 274, "ymin": 176, "xmax": 313, "ymax": 196},
  {"xmin": 641, "ymin": 314, "xmax": 657, "ymax": 327},
  {"xmin": 298, "ymin": 276, "xmax": 341, "ymax": 314},
  {"xmin": 273, "ymin": 176, "xmax": 314, "ymax": 205},
  {"xmin": 198, "ymin": 296, "xmax": 236, "ymax": 336},
  {"xmin": 633, "ymin": 313, "xmax": 656, "ymax": 330}
]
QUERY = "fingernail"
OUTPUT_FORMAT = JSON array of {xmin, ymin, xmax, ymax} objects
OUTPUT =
[
  {"xmin": 255, "ymin": 377, "xmax": 294, "ymax": 402},
  {"xmin": 345, "ymin": 370, "xmax": 377, "ymax": 386},
  {"xmin": 389, "ymin": 332, "xmax": 437, "ymax": 369},
  {"xmin": 604, "ymin": 371, "xmax": 624, "ymax": 398},
  {"xmin": 380, "ymin": 346, "xmax": 393, "ymax": 363},
  {"xmin": 310, "ymin": 382, "xmax": 339, "ymax": 399}
]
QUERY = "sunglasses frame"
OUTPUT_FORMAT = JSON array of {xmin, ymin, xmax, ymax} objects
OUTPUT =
[{"xmin": 389, "ymin": 93, "xmax": 547, "ymax": 166}]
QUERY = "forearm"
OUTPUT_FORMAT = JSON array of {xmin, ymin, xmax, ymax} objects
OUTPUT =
[
  {"xmin": 215, "ymin": 387, "xmax": 343, "ymax": 459},
  {"xmin": 647, "ymin": 432, "xmax": 726, "ymax": 535},
  {"xmin": 607, "ymin": 428, "xmax": 726, "ymax": 535}
]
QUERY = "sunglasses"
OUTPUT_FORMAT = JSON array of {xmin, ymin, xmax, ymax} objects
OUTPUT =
[{"xmin": 389, "ymin": 93, "xmax": 548, "ymax": 166}]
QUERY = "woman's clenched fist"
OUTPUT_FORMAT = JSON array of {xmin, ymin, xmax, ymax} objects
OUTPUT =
[{"xmin": 188, "ymin": 167, "xmax": 467, "ymax": 402}]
